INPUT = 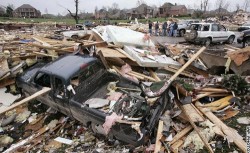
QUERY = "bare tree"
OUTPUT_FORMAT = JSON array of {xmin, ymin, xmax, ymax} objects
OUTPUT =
[
  {"xmin": 236, "ymin": 3, "xmax": 240, "ymax": 12},
  {"xmin": 63, "ymin": 0, "xmax": 79, "ymax": 24},
  {"xmin": 203, "ymin": 0, "xmax": 209, "ymax": 13},
  {"xmin": 243, "ymin": 0, "xmax": 250, "ymax": 12},
  {"xmin": 111, "ymin": 2, "xmax": 119, "ymax": 14},
  {"xmin": 137, "ymin": 0, "xmax": 146, "ymax": 7}
]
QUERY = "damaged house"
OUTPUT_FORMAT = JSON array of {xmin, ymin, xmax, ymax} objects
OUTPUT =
[
  {"xmin": 158, "ymin": 3, "xmax": 187, "ymax": 17},
  {"xmin": 13, "ymin": 4, "xmax": 41, "ymax": 18}
]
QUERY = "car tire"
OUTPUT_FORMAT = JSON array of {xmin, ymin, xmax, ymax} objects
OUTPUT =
[
  {"xmin": 204, "ymin": 38, "xmax": 211, "ymax": 46},
  {"xmin": 227, "ymin": 36, "xmax": 235, "ymax": 44},
  {"xmin": 71, "ymin": 35, "xmax": 78, "ymax": 39},
  {"xmin": 180, "ymin": 29, "xmax": 185, "ymax": 37},
  {"xmin": 186, "ymin": 30, "xmax": 198, "ymax": 40},
  {"xmin": 243, "ymin": 38, "xmax": 250, "ymax": 48}
]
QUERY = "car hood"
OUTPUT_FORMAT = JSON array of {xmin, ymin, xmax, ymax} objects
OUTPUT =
[{"xmin": 17, "ymin": 62, "xmax": 46, "ymax": 84}]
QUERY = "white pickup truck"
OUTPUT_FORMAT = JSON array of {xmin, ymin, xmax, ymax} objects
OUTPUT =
[{"xmin": 184, "ymin": 23, "xmax": 236, "ymax": 46}]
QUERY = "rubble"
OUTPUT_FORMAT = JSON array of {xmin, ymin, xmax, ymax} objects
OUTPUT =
[{"xmin": 0, "ymin": 22, "xmax": 249, "ymax": 153}]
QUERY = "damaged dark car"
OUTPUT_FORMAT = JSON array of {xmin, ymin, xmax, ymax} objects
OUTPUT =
[{"xmin": 16, "ymin": 54, "xmax": 169, "ymax": 146}]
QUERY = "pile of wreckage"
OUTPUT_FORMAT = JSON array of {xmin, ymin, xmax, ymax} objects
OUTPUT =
[{"xmin": 0, "ymin": 24, "xmax": 249, "ymax": 153}]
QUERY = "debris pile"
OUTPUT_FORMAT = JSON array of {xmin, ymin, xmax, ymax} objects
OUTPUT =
[{"xmin": 0, "ymin": 24, "xmax": 249, "ymax": 153}]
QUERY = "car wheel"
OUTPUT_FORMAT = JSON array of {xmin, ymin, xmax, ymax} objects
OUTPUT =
[
  {"xmin": 180, "ymin": 29, "xmax": 185, "ymax": 37},
  {"xmin": 204, "ymin": 38, "xmax": 211, "ymax": 46},
  {"xmin": 71, "ymin": 35, "xmax": 78, "ymax": 39},
  {"xmin": 187, "ymin": 30, "xmax": 198, "ymax": 40},
  {"xmin": 227, "ymin": 36, "xmax": 235, "ymax": 44},
  {"xmin": 243, "ymin": 38, "xmax": 250, "ymax": 48}
]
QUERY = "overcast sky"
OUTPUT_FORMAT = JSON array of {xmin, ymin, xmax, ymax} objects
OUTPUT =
[{"xmin": 0, "ymin": 0, "xmax": 246, "ymax": 15}]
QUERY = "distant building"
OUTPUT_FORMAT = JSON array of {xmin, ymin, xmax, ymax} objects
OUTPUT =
[
  {"xmin": 0, "ymin": 7, "xmax": 5, "ymax": 16},
  {"xmin": 158, "ymin": 3, "xmax": 187, "ymax": 17},
  {"xmin": 14, "ymin": 4, "xmax": 41, "ymax": 18},
  {"xmin": 169, "ymin": 5, "xmax": 187, "ymax": 16},
  {"xmin": 126, "ymin": 4, "xmax": 154, "ymax": 19}
]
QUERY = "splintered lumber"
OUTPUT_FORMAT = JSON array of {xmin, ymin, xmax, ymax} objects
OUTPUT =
[
  {"xmin": 0, "ymin": 77, "xmax": 15, "ymax": 88},
  {"xmin": 204, "ymin": 95, "xmax": 233, "ymax": 111},
  {"xmin": 148, "ymin": 69, "xmax": 161, "ymax": 81},
  {"xmin": 169, "ymin": 125, "xmax": 192, "ymax": 145},
  {"xmin": 33, "ymin": 51, "xmax": 58, "ymax": 58},
  {"xmin": 28, "ymin": 43, "xmax": 72, "ymax": 52},
  {"xmin": 0, "ymin": 87, "xmax": 51, "ymax": 115},
  {"xmin": 129, "ymin": 71, "xmax": 156, "ymax": 82},
  {"xmin": 97, "ymin": 47, "xmax": 127, "ymax": 58},
  {"xmin": 182, "ymin": 104, "xmax": 205, "ymax": 122},
  {"xmin": 168, "ymin": 47, "xmax": 206, "ymax": 83},
  {"xmin": 98, "ymin": 51, "xmax": 109, "ymax": 69},
  {"xmin": 196, "ymin": 102, "xmax": 247, "ymax": 153},
  {"xmin": 192, "ymin": 92, "xmax": 214, "ymax": 102},
  {"xmin": 198, "ymin": 88, "xmax": 229, "ymax": 93},
  {"xmin": 154, "ymin": 120, "xmax": 164, "ymax": 153},
  {"xmin": 164, "ymin": 66, "xmax": 195, "ymax": 78},
  {"xmin": 171, "ymin": 139, "xmax": 184, "ymax": 153},
  {"xmin": 176, "ymin": 100, "xmax": 214, "ymax": 153}
]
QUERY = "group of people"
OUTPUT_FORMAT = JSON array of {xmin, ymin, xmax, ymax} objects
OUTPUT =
[{"xmin": 148, "ymin": 20, "xmax": 178, "ymax": 37}]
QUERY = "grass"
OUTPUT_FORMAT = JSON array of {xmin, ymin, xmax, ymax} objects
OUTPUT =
[{"xmin": 0, "ymin": 16, "xmax": 194, "ymax": 25}]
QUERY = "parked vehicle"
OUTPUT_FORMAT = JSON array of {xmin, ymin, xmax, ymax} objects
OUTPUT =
[
  {"xmin": 238, "ymin": 23, "xmax": 250, "ymax": 32},
  {"xmin": 184, "ymin": 23, "xmax": 236, "ymax": 46},
  {"xmin": 62, "ymin": 29, "xmax": 88, "ymax": 39},
  {"xmin": 177, "ymin": 20, "xmax": 200, "ymax": 37},
  {"xmin": 237, "ymin": 29, "xmax": 250, "ymax": 47},
  {"xmin": 16, "ymin": 54, "xmax": 168, "ymax": 146}
]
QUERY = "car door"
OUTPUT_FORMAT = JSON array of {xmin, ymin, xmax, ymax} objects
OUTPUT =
[
  {"xmin": 211, "ymin": 24, "xmax": 221, "ymax": 42},
  {"xmin": 52, "ymin": 76, "xmax": 73, "ymax": 117},
  {"xmin": 218, "ymin": 25, "xmax": 229, "ymax": 41},
  {"xmin": 32, "ymin": 71, "xmax": 59, "ymax": 111}
]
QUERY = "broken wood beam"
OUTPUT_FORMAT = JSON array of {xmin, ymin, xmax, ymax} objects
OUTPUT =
[
  {"xmin": 148, "ymin": 69, "xmax": 161, "ymax": 81},
  {"xmin": 168, "ymin": 47, "xmax": 206, "ymax": 83},
  {"xmin": 129, "ymin": 71, "xmax": 156, "ymax": 82},
  {"xmin": 28, "ymin": 43, "xmax": 72, "ymax": 52},
  {"xmin": 176, "ymin": 100, "xmax": 214, "ymax": 153},
  {"xmin": 169, "ymin": 125, "xmax": 192, "ymax": 145},
  {"xmin": 0, "ymin": 87, "xmax": 51, "ymax": 115},
  {"xmin": 154, "ymin": 120, "xmax": 164, "ymax": 153},
  {"xmin": 195, "ymin": 102, "xmax": 247, "ymax": 153},
  {"xmin": 33, "ymin": 51, "xmax": 58, "ymax": 58}
]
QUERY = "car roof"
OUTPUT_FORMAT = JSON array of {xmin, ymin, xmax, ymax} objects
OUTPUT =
[
  {"xmin": 39, "ymin": 54, "xmax": 97, "ymax": 81},
  {"xmin": 190, "ymin": 22, "xmax": 218, "ymax": 25}
]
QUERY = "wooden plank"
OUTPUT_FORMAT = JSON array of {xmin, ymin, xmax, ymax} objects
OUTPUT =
[
  {"xmin": 177, "ymin": 101, "xmax": 214, "ymax": 153},
  {"xmin": 97, "ymin": 47, "xmax": 127, "ymax": 58},
  {"xmin": 182, "ymin": 104, "xmax": 205, "ymax": 122},
  {"xmin": 164, "ymin": 66, "xmax": 195, "ymax": 78},
  {"xmin": 0, "ymin": 87, "xmax": 51, "ymax": 115},
  {"xmin": 130, "ymin": 71, "xmax": 156, "ymax": 82},
  {"xmin": 33, "ymin": 51, "xmax": 58, "ymax": 58},
  {"xmin": 28, "ymin": 43, "xmax": 72, "ymax": 52},
  {"xmin": 192, "ymin": 92, "xmax": 214, "ymax": 102},
  {"xmin": 171, "ymin": 139, "xmax": 184, "ymax": 153},
  {"xmin": 168, "ymin": 47, "xmax": 206, "ymax": 83},
  {"xmin": 98, "ymin": 51, "xmax": 109, "ymax": 69},
  {"xmin": 198, "ymin": 88, "xmax": 229, "ymax": 93},
  {"xmin": 169, "ymin": 125, "xmax": 192, "ymax": 145},
  {"xmin": 196, "ymin": 102, "xmax": 247, "ymax": 153},
  {"xmin": 204, "ymin": 95, "xmax": 232, "ymax": 111},
  {"xmin": 0, "ymin": 78, "xmax": 15, "ymax": 88},
  {"xmin": 154, "ymin": 120, "xmax": 164, "ymax": 153},
  {"xmin": 149, "ymin": 69, "xmax": 161, "ymax": 81}
]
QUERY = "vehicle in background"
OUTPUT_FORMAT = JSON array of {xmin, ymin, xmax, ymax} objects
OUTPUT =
[
  {"xmin": 237, "ymin": 29, "xmax": 250, "ymax": 47},
  {"xmin": 177, "ymin": 20, "xmax": 200, "ymax": 37},
  {"xmin": 238, "ymin": 23, "xmax": 250, "ymax": 32},
  {"xmin": 184, "ymin": 23, "xmax": 235, "ymax": 46}
]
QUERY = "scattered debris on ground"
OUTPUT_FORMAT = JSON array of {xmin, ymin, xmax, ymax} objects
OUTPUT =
[{"xmin": 0, "ymin": 22, "xmax": 249, "ymax": 153}]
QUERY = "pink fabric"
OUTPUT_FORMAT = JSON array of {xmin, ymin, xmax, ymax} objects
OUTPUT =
[
  {"xmin": 103, "ymin": 113, "xmax": 123, "ymax": 135},
  {"xmin": 107, "ymin": 92, "xmax": 123, "ymax": 101}
]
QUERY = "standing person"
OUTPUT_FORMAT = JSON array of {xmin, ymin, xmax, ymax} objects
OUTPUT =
[
  {"xmin": 148, "ymin": 20, "xmax": 153, "ymax": 35},
  {"xmin": 162, "ymin": 21, "xmax": 167, "ymax": 36},
  {"xmin": 167, "ymin": 19, "xmax": 172, "ymax": 36},
  {"xmin": 155, "ymin": 21, "xmax": 159, "ymax": 36},
  {"xmin": 168, "ymin": 21, "xmax": 174, "ymax": 37},
  {"xmin": 173, "ymin": 21, "xmax": 178, "ymax": 37}
]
